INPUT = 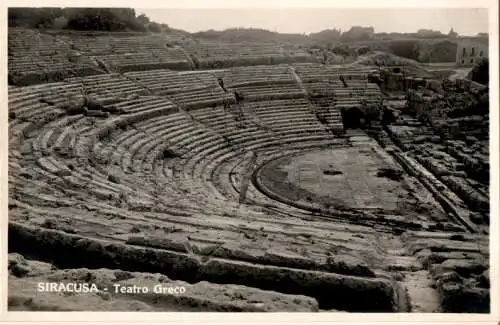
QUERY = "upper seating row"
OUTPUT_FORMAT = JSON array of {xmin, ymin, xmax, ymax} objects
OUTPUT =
[{"xmin": 8, "ymin": 28, "xmax": 319, "ymax": 85}]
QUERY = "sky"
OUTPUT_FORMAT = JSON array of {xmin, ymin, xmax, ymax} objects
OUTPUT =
[{"xmin": 137, "ymin": 8, "xmax": 488, "ymax": 36}]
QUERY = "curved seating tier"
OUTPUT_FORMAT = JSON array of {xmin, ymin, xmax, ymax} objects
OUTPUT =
[
  {"xmin": 98, "ymin": 52, "xmax": 191, "ymax": 72},
  {"xmin": 8, "ymin": 28, "xmax": 193, "ymax": 85},
  {"xmin": 8, "ymin": 29, "xmax": 103, "ymax": 84},
  {"xmin": 9, "ymin": 28, "xmax": 320, "ymax": 86},
  {"xmin": 187, "ymin": 40, "xmax": 314, "ymax": 64},
  {"xmin": 57, "ymin": 33, "xmax": 185, "ymax": 55},
  {"xmin": 7, "ymin": 64, "xmax": 390, "ymax": 217},
  {"xmin": 214, "ymin": 64, "xmax": 294, "ymax": 84},
  {"xmin": 294, "ymin": 63, "xmax": 377, "ymax": 81}
]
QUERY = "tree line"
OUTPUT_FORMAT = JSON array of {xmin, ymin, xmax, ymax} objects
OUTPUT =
[{"xmin": 8, "ymin": 8, "xmax": 169, "ymax": 33}]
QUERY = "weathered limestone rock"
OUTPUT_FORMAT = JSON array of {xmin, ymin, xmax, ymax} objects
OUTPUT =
[
  {"xmin": 477, "ymin": 269, "xmax": 489, "ymax": 289},
  {"xmin": 8, "ymin": 253, "xmax": 319, "ymax": 312},
  {"xmin": 437, "ymin": 281, "xmax": 489, "ymax": 313}
]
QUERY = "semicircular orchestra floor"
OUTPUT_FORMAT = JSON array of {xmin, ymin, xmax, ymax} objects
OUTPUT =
[{"xmin": 256, "ymin": 146, "xmax": 426, "ymax": 212}]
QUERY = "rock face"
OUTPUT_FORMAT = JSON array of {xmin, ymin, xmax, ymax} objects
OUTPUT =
[
  {"xmin": 403, "ymin": 232, "xmax": 490, "ymax": 313},
  {"xmin": 385, "ymin": 79, "xmax": 489, "ymax": 227},
  {"xmin": 9, "ymin": 223, "xmax": 401, "ymax": 312},
  {"xmin": 8, "ymin": 253, "xmax": 319, "ymax": 312},
  {"xmin": 437, "ymin": 279, "xmax": 489, "ymax": 313},
  {"xmin": 406, "ymin": 86, "xmax": 488, "ymax": 142}
]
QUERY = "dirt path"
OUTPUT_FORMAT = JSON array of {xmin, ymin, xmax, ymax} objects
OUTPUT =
[{"xmin": 448, "ymin": 67, "xmax": 472, "ymax": 81}]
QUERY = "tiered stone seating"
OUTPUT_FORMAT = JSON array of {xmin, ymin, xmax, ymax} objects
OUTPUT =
[
  {"xmin": 333, "ymin": 83, "xmax": 381, "ymax": 109},
  {"xmin": 8, "ymin": 28, "xmax": 193, "ymax": 86},
  {"xmin": 8, "ymin": 57, "xmax": 489, "ymax": 312},
  {"xmin": 10, "ymin": 114, "xmax": 92, "ymax": 207},
  {"xmin": 241, "ymin": 99, "xmax": 332, "ymax": 133},
  {"xmin": 293, "ymin": 64, "xmax": 381, "ymax": 134},
  {"xmin": 192, "ymin": 40, "xmax": 282, "ymax": 58},
  {"xmin": 8, "ymin": 28, "xmax": 101, "ymax": 85},
  {"xmin": 110, "ymin": 114, "xmax": 194, "ymax": 171},
  {"xmin": 15, "ymin": 74, "xmax": 148, "ymax": 112},
  {"xmin": 44, "ymin": 121, "xmax": 160, "ymax": 206},
  {"xmin": 58, "ymin": 33, "xmax": 172, "ymax": 55},
  {"xmin": 8, "ymin": 87, "xmax": 66, "ymax": 129},
  {"xmin": 8, "ymin": 28, "xmax": 319, "ymax": 86},
  {"xmin": 294, "ymin": 63, "xmax": 377, "ymax": 81},
  {"xmin": 125, "ymin": 69, "xmax": 226, "ymax": 108},
  {"xmin": 6, "ymin": 63, "xmax": 390, "ymax": 216},
  {"xmin": 187, "ymin": 39, "xmax": 316, "ymax": 67},
  {"xmin": 213, "ymin": 65, "xmax": 305, "ymax": 100},
  {"xmin": 110, "ymin": 96, "xmax": 170, "ymax": 115},
  {"xmin": 8, "ymin": 29, "xmax": 69, "ymax": 59},
  {"xmin": 175, "ymin": 100, "xmax": 341, "ymax": 202},
  {"xmin": 310, "ymin": 103, "xmax": 344, "ymax": 134},
  {"xmin": 281, "ymin": 43, "xmax": 317, "ymax": 61},
  {"xmin": 9, "ymin": 82, "xmax": 168, "ymax": 209},
  {"xmin": 402, "ymin": 231, "xmax": 489, "ymax": 312},
  {"xmin": 215, "ymin": 64, "xmax": 293, "ymax": 84},
  {"xmin": 97, "ymin": 51, "xmax": 191, "ymax": 72}
]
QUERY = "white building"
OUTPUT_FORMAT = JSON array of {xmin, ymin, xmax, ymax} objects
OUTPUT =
[{"xmin": 456, "ymin": 39, "xmax": 488, "ymax": 66}]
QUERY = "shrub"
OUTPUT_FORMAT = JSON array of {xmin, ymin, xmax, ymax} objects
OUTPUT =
[
  {"xmin": 148, "ymin": 22, "xmax": 161, "ymax": 33},
  {"xmin": 469, "ymin": 58, "xmax": 489, "ymax": 85},
  {"xmin": 357, "ymin": 46, "xmax": 370, "ymax": 56}
]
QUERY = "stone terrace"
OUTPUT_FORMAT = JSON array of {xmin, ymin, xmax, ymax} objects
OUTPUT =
[{"xmin": 8, "ymin": 28, "xmax": 318, "ymax": 86}]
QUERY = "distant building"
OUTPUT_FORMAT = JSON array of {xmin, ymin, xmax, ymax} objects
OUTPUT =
[
  {"xmin": 448, "ymin": 28, "xmax": 458, "ymax": 38},
  {"xmin": 456, "ymin": 39, "xmax": 488, "ymax": 66},
  {"xmin": 417, "ymin": 29, "xmax": 445, "ymax": 38}
]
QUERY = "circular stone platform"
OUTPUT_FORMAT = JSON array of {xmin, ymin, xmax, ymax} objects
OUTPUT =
[{"xmin": 254, "ymin": 147, "xmax": 424, "ymax": 213}]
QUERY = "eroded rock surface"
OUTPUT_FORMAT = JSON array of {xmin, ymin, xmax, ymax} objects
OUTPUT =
[{"xmin": 8, "ymin": 254, "xmax": 319, "ymax": 312}]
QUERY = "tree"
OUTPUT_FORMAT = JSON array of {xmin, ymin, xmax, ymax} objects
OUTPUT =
[
  {"xmin": 64, "ymin": 8, "xmax": 146, "ymax": 31},
  {"xmin": 137, "ymin": 13, "xmax": 150, "ymax": 25},
  {"xmin": 9, "ymin": 7, "xmax": 156, "ymax": 32},
  {"xmin": 8, "ymin": 8, "xmax": 62, "ymax": 28},
  {"xmin": 160, "ymin": 23, "xmax": 171, "ymax": 32}
]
